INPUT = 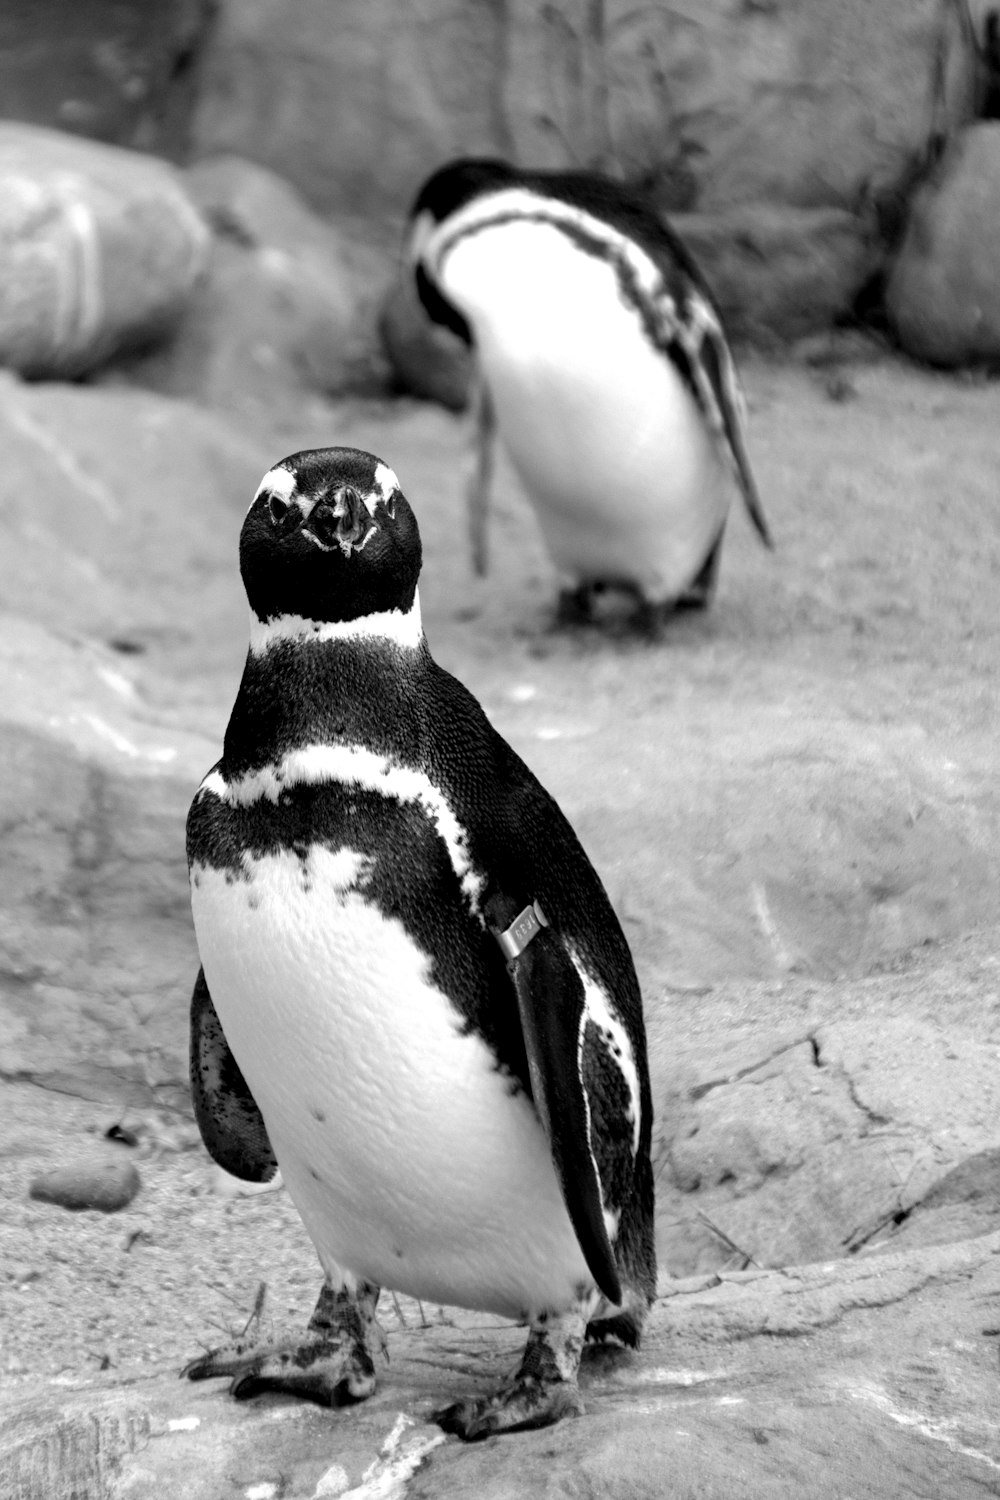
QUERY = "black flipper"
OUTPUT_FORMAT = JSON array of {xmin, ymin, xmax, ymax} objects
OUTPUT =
[
  {"xmin": 190, "ymin": 967, "xmax": 278, "ymax": 1182},
  {"xmin": 467, "ymin": 379, "xmax": 496, "ymax": 577},
  {"xmin": 486, "ymin": 893, "xmax": 622, "ymax": 1306},
  {"xmin": 659, "ymin": 287, "xmax": 773, "ymax": 551}
]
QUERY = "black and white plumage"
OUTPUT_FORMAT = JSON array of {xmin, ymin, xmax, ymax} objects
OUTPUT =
[
  {"xmin": 184, "ymin": 447, "xmax": 656, "ymax": 1438},
  {"xmin": 409, "ymin": 157, "xmax": 772, "ymax": 621}
]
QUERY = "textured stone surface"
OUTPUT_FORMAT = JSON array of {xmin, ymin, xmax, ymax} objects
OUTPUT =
[
  {"xmin": 676, "ymin": 204, "xmax": 877, "ymax": 341},
  {"xmin": 188, "ymin": 1, "xmax": 978, "ymax": 340},
  {"xmin": 0, "ymin": 123, "xmax": 209, "ymax": 378},
  {"xmin": 0, "ymin": 0, "xmax": 215, "ymax": 156},
  {"xmin": 379, "ymin": 274, "xmax": 473, "ymax": 410},
  {"xmin": 29, "ymin": 1155, "xmax": 141, "ymax": 1213},
  {"xmin": 2, "ymin": 1227, "xmax": 998, "ymax": 1498},
  {"xmin": 107, "ymin": 156, "xmax": 397, "ymax": 415},
  {"xmin": 0, "ymin": 369, "xmax": 262, "ymax": 656},
  {"xmin": 0, "ymin": 373, "xmax": 267, "ymax": 1109},
  {"xmin": 191, "ymin": 0, "xmax": 976, "ymax": 222},
  {"xmin": 886, "ymin": 122, "xmax": 1000, "ymax": 364}
]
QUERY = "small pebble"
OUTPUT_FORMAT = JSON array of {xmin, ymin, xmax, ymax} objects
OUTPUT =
[{"xmin": 29, "ymin": 1157, "xmax": 141, "ymax": 1213}]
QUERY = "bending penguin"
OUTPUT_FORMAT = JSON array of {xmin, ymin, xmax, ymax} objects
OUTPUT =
[
  {"xmin": 409, "ymin": 157, "xmax": 772, "ymax": 625},
  {"xmin": 184, "ymin": 447, "xmax": 656, "ymax": 1439}
]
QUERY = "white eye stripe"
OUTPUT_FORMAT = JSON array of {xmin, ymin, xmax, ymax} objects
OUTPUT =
[
  {"xmin": 251, "ymin": 465, "xmax": 398, "ymax": 522},
  {"xmin": 253, "ymin": 466, "xmax": 297, "ymax": 509},
  {"xmin": 373, "ymin": 461, "xmax": 401, "ymax": 507}
]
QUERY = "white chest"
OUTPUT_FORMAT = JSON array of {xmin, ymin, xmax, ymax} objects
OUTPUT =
[
  {"xmin": 190, "ymin": 840, "xmax": 591, "ymax": 1318},
  {"xmin": 442, "ymin": 220, "xmax": 729, "ymax": 598}
]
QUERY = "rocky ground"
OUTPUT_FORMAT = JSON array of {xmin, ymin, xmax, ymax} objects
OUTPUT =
[{"xmin": 2, "ymin": 348, "xmax": 1000, "ymax": 1495}]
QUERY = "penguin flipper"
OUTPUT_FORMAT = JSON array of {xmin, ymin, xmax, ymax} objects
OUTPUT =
[
  {"xmin": 467, "ymin": 378, "xmax": 496, "ymax": 576},
  {"xmin": 190, "ymin": 966, "xmax": 279, "ymax": 1182},
  {"xmin": 487, "ymin": 893, "xmax": 622, "ymax": 1306},
  {"xmin": 657, "ymin": 279, "xmax": 773, "ymax": 550}
]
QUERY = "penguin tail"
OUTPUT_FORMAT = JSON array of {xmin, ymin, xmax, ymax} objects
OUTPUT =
[{"xmin": 585, "ymin": 1147, "xmax": 657, "ymax": 1347}]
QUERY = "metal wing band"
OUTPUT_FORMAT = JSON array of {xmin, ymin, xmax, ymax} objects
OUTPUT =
[{"xmin": 494, "ymin": 900, "xmax": 549, "ymax": 961}]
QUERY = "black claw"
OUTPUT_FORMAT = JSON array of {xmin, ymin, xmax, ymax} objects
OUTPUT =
[
  {"xmin": 229, "ymin": 1373, "xmax": 265, "ymax": 1401},
  {"xmin": 431, "ymin": 1381, "xmax": 583, "ymax": 1440}
]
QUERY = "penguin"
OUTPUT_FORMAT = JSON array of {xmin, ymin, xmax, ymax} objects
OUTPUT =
[
  {"xmin": 408, "ymin": 157, "xmax": 772, "ymax": 625},
  {"xmin": 183, "ymin": 447, "xmax": 656, "ymax": 1439}
]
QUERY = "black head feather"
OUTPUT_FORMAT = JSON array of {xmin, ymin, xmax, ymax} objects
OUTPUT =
[{"xmin": 240, "ymin": 447, "xmax": 422, "ymax": 626}]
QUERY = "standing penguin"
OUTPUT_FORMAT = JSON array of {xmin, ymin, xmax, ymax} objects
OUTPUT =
[
  {"xmin": 184, "ymin": 447, "xmax": 656, "ymax": 1439},
  {"xmin": 409, "ymin": 157, "xmax": 772, "ymax": 624}
]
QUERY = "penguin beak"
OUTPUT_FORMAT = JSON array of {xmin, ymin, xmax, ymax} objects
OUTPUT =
[{"xmin": 302, "ymin": 484, "xmax": 375, "ymax": 555}]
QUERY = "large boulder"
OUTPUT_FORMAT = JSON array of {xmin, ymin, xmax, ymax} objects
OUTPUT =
[
  {"xmin": 104, "ymin": 156, "xmax": 396, "ymax": 417},
  {"xmin": 885, "ymin": 122, "xmax": 1000, "ymax": 364},
  {"xmin": 0, "ymin": 613, "xmax": 207, "ymax": 1111},
  {"xmin": 191, "ymin": 0, "xmax": 976, "ymax": 222},
  {"xmin": 0, "ymin": 124, "xmax": 209, "ymax": 379},
  {"xmin": 675, "ymin": 204, "xmax": 876, "ymax": 342},
  {"xmin": 0, "ymin": 374, "xmax": 270, "ymax": 1108},
  {"xmin": 0, "ymin": 370, "xmax": 262, "ymax": 661},
  {"xmin": 0, "ymin": 0, "xmax": 216, "ymax": 157},
  {"xmin": 190, "ymin": 0, "xmax": 976, "ymax": 342}
]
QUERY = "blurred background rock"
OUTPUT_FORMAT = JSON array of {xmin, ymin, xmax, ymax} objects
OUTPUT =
[{"xmin": 0, "ymin": 0, "xmax": 998, "ymax": 392}]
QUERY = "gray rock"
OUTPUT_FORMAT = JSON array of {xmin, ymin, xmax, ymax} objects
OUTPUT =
[
  {"xmin": 191, "ymin": 0, "xmax": 975, "ymax": 224},
  {"xmin": 0, "ymin": 123, "xmax": 210, "ymax": 378},
  {"xmin": 2, "ymin": 1232, "xmax": 997, "ymax": 1497},
  {"xmin": 0, "ymin": 368, "xmax": 262, "ymax": 655},
  {"xmin": 0, "ymin": 373, "xmax": 267, "ymax": 1110},
  {"xmin": 109, "ymin": 156, "xmax": 397, "ymax": 414},
  {"xmin": 378, "ymin": 274, "xmax": 473, "ymax": 410},
  {"xmin": 676, "ymin": 204, "xmax": 876, "ymax": 341},
  {"xmin": 0, "ymin": 0, "xmax": 215, "ymax": 157},
  {"xmin": 885, "ymin": 122, "xmax": 1000, "ymax": 364},
  {"xmin": 29, "ymin": 1157, "xmax": 141, "ymax": 1213}
]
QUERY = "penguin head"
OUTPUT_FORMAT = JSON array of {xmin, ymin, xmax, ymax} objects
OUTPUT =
[
  {"xmin": 240, "ymin": 448, "xmax": 422, "ymax": 626},
  {"xmin": 409, "ymin": 157, "xmax": 518, "ymax": 230},
  {"xmin": 408, "ymin": 157, "xmax": 518, "ymax": 343}
]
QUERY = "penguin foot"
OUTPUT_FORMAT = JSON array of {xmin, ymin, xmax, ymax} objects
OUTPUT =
[
  {"xmin": 433, "ymin": 1308, "xmax": 586, "ymax": 1441},
  {"xmin": 554, "ymin": 581, "xmax": 680, "ymax": 637},
  {"xmin": 183, "ymin": 1278, "xmax": 383, "ymax": 1408},
  {"xmin": 554, "ymin": 583, "xmax": 596, "ymax": 628}
]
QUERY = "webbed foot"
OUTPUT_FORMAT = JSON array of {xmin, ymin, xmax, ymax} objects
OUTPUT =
[
  {"xmin": 433, "ymin": 1308, "xmax": 586, "ymax": 1441},
  {"xmin": 554, "ymin": 583, "xmax": 596, "ymax": 628},
  {"xmin": 183, "ymin": 1278, "xmax": 382, "ymax": 1407}
]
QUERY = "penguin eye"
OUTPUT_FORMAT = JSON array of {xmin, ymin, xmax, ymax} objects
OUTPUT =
[{"xmin": 268, "ymin": 494, "xmax": 290, "ymax": 524}]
